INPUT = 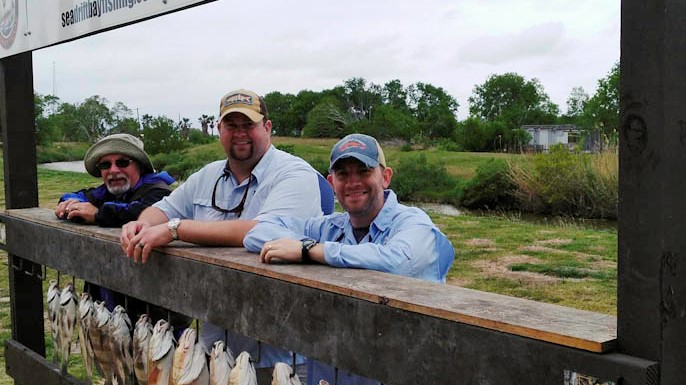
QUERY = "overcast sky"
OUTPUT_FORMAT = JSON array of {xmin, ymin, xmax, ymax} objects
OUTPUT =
[{"xmin": 32, "ymin": 0, "xmax": 620, "ymax": 124}]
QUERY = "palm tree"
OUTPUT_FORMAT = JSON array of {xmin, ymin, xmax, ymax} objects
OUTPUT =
[{"xmin": 198, "ymin": 114, "xmax": 215, "ymax": 136}]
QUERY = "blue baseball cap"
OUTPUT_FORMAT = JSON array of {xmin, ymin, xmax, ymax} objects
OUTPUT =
[{"xmin": 330, "ymin": 134, "xmax": 386, "ymax": 170}]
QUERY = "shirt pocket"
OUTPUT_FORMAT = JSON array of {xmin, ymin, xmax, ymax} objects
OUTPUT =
[{"xmin": 192, "ymin": 196, "xmax": 229, "ymax": 221}]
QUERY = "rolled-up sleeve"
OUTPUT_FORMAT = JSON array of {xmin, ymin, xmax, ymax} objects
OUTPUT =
[{"xmin": 244, "ymin": 214, "xmax": 311, "ymax": 252}]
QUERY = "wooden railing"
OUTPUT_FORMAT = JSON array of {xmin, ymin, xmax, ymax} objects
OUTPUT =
[{"xmin": 0, "ymin": 208, "xmax": 658, "ymax": 385}]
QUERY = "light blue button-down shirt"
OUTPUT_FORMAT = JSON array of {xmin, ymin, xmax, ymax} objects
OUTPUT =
[
  {"xmin": 154, "ymin": 145, "xmax": 323, "ymax": 368},
  {"xmin": 244, "ymin": 190, "xmax": 454, "ymax": 282},
  {"xmin": 244, "ymin": 190, "xmax": 455, "ymax": 385}
]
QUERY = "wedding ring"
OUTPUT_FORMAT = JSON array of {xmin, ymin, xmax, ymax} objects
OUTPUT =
[{"xmin": 137, "ymin": 243, "xmax": 145, "ymax": 249}]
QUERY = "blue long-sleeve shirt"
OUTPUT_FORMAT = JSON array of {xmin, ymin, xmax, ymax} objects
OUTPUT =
[
  {"xmin": 244, "ymin": 189, "xmax": 455, "ymax": 385},
  {"xmin": 244, "ymin": 190, "xmax": 454, "ymax": 282}
]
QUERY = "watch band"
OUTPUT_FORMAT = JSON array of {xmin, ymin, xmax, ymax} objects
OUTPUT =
[
  {"xmin": 168, "ymin": 218, "xmax": 181, "ymax": 240},
  {"xmin": 301, "ymin": 238, "xmax": 317, "ymax": 264}
]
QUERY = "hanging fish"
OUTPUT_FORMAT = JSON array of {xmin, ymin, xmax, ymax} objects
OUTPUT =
[
  {"xmin": 110, "ymin": 305, "xmax": 134, "ymax": 385},
  {"xmin": 148, "ymin": 319, "xmax": 176, "ymax": 385},
  {"xmin": 57, "ymin": 282, "xmax": 78, "ymax": 374},
  {"xmin": 89, "ymin": 301, "xmax": 115, "ymax": 385},
  {"xmin": 46, "ymin": 280, "xmax": 61, "ymax": 364},
  {"xmin": 77, "ymin": 292, "xmax": 95, "ymax": 384},
  {"xmin": 228, "ymin": 351, "xmax": 257, "ymax": 385},
  {"xmin": 210, "ymin": 340, "xmax": 235, "ymax": 385},
  {"xmin": 172, "ymin": 328, "xmax": 209, "ymax": 385},
  {"xmin": 271, "ymin": 362, "xmax": 302, "ymax": 385},
  {"xmin": 133, "ymin": 314, "xmax": 154, "ymax": 385}
]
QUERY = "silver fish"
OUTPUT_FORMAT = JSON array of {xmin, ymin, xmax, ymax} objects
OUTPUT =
[
  {"xmin": 78, "ymin": 292, "xmax": 95, "ymax": 384},
  {"xmin": 228, "ymin": 351, "xmax": 256, "ymax": 385},
  {"xmin": 110, "ymin": 305, "xmax": 134, "ymax": 385},
  {"xmin": 172, "ymin": 328, "xmax": 209, "ymax": 385},
  {"xmin": 210, "ymin": 340, "xmax": 235, "ymax": 385},
  {"xmin": 89, "ymin": 301, "xmax": 114, "ymax": 385},
  {"xmin": 46, "ymin": 280, "xmax": 61, "ymax": 364},
  {"xmin": 271, "ymin": 362, "xmax": 302, "ymax": 385},
  {"xmin": 57, "ymin": 282, "xmax": 78, "ymax": 374},
  {"xmin": 133, "ymin": 314, "xmax": 154, "ymax": 385},
  {"xmin": 148, "ymin": 319, "xmax": 176, "ymax": 385}
]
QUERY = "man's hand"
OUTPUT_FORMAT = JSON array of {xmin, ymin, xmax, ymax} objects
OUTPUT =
[
  {"xmin": 260, "ymin": 238, "xmax": 303, "ymax": 264},
  {"xmin": 55, "ymin": 200, "xmax": 99, "ymax": 224},
  {"xmin": 122, "ymin": 222, "xmax": 173, "ymax": 264},
  {"xmin": 55, "ymin": 199, "xmax": 79, "ymax": 219}
]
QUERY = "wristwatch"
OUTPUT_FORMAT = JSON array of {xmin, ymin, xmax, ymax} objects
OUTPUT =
[
  {"xmin": 301, "ymin": 238, "xmax": 318, "ymax": 264},
  {"xmin": 167, "ymin": 218, "xmax": 181, "ymax": 240}
]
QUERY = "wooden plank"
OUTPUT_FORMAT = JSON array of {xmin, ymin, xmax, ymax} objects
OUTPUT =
[
  {"xmin": 619, "ymin": 1, "xmax": 686, "ymax": 384},
  {"xmin": 0, "ymin": 208, "xmax": 659, "ymax": 384},
  {"xmin": 2, "ymin": 208, "xmax": 615, "ymax": 353},
  {"xmin": 4, "ymin": 339, "xmax": 88, "ymax": 385},
  {"xmin": 0, "ymin": 52, "xmax": 45, "ymax": 359}
]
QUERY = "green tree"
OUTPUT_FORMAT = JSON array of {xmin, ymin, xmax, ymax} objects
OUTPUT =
[
  {"xmin": 468, "ymin": 73, "xmax": 559, "ymax": 129},
  {"xmin": 75, "ymin": 95, "xmax": 114, "ymax": 142},
  {"xmin": 382, "ymin": 79, "xmax": 410, "ymax": 113},
  {"xmin": 111, "ymin": 117, "xmax": 141, "ymax": 136},
  {"xmin": 292, "ymin": 90, "xmax": 323, "ymax": 136},
  {"xmin": 34, "ymin": 93, "xmax": 62, "ymax": 145},
  {"xmin": 177, "ymin": 117, "xmax": 192, "ymax": 140},
  {"xmin": 198, "ymin": 114, "xmax": 215, "ymax": 136},
  {"xmin": 55, "ymin": 102, "xmax": 89, "ymax": 142},
  {"xmin": 564, "ymin": 86, "xmax": 589, "ymax": 122},
  {"xmin": 342, "ymin": 77, "xmax": 382, "ymax": 122},
  {"xmin": 369, "ymin": 104, "xmax": 417, "ymax": 140},
  {"xmin": 456, "ymin": 117, "xmax": 507, "ymax": 152},
  {"xmin": 409, "ymin": 82, "xmax": 459, "ymax": 140},
  {"xmin": 141, "ymin": 115, "xmax": 184, "ymax": 155},
  {"xmin": 264, "ymin": 91, "xmax": 299, "ymax": 136},
  {"xmin": 583, "ymin": 62, "xmax": 619, "ymax": 146},
  {"xmin": 302, "ymin": 96, "xmax": 350, "ymax": 138}
]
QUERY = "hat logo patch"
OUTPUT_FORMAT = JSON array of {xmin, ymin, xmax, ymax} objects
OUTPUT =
[
  {"xmin": 223, "ymin": 93, "xmax": 254, "ymax": 107},
  {"xmin": 337, "ymin": 139, "xmax": 367, "ymax": 152}
]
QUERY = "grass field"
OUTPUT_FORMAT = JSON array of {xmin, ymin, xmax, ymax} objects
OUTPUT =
[{"xmin": 0, "ymin": 141, "xmax": 618, "ymax": 384}]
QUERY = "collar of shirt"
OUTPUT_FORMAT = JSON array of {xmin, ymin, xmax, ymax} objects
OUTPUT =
[{"xmin": 244, "ymin": 145, "xmax": 277, "ymax": 185}]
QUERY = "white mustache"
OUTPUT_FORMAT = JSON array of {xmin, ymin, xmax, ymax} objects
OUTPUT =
[{"xmin": 107, "ymin": 173, "xmax": 129, "ymax": 182}]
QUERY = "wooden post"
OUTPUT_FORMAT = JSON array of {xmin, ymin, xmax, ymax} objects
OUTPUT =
[
  {"xmin": 0, "ymin": 52, "xmax": 44, "ymax": 357},
  {"xmin": 619, "ymin": 0, "xmax": 686, "ymax": 383}
]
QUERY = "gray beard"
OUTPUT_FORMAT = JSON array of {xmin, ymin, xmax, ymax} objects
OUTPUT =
[
  {"xmin": 106, "ymin": 182, "xmax": 131, "ymax": 196},
  {"xmin": 106, "ymin": 173, "xmax": 131, "ymax": 196}
]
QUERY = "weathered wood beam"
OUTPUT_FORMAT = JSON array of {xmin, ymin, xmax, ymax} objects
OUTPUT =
[
  {"xmin": 0, "ymin": 52, "xmax": 45, "ymax": 360},
  {"xmin": 0, "ymin": 208, "xmax": 658, "ymax": 384},
  {"xmin": 619, "ymin": 1, "xmax": 686, "ymax": 384},
  {"xmin": 5, "ymin": 339, "xmax": 88, "ymax": 385}
]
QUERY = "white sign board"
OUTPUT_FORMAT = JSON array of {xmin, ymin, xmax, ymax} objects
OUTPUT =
[{"xmin": 1, "ymin": 0, "xmax": 212, "ymax": 59}]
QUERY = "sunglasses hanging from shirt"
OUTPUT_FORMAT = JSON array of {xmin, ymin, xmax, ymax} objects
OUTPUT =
[{"xmin": 211, "ymin": 164, "xmax": 252, "ymax": 217}]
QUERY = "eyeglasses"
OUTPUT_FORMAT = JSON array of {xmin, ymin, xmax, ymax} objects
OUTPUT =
[
  {"xmin": 96, "ymin": 158, "xmax": 134, "ymax": 171},
  {"xmin": 211, "ymin": 168, "xmax": 252, "ymax": 217}
]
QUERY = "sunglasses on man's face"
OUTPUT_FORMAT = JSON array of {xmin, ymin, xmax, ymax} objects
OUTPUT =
[{"xmin": 96, "ymin": 158, "xmax": 134, "ymax": 171}]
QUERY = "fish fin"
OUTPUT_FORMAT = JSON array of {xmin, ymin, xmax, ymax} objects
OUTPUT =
[
  {"xmin": 177, "ymin": 346, "xmax": 208, "ymax": 385},
  {"xmin": 150, "ymin": 335, "xmax": 175, "ymax": 362}
]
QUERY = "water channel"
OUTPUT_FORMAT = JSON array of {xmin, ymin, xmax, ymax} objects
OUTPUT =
[{"xmin": 39, "ymin": 160, "xmax": 86, "ymax": 173}]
